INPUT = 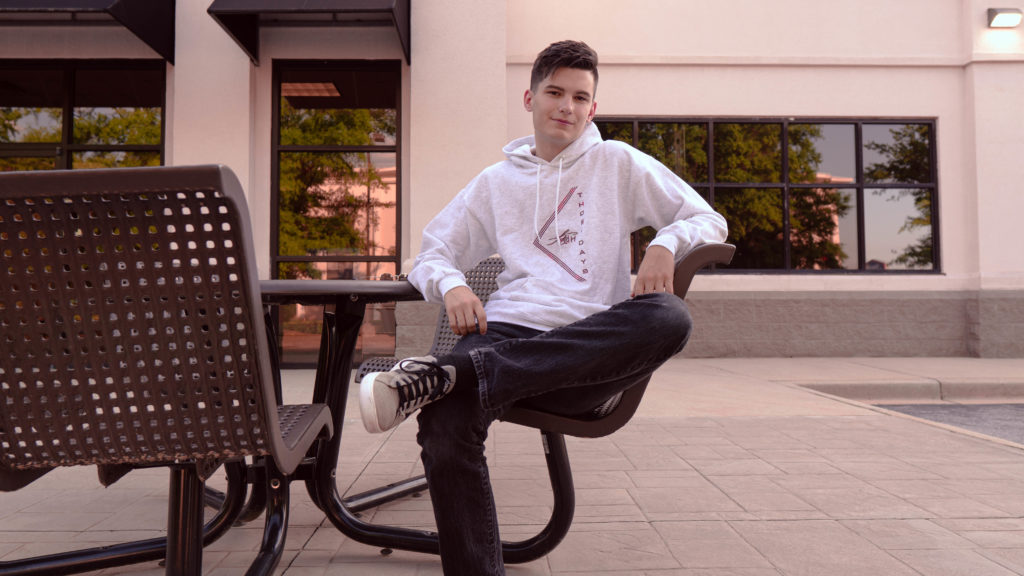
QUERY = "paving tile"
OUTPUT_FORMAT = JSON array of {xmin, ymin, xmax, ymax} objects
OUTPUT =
[
  {"xmin": 932, "ymin": 518, "xmax": 1024, "ymax": 531},
  {"xmin": 907, "ymin": 497, "xmax": 1013, "ymax": 519},
  {"xmin": 936, "ymin": 478, "xmax": 1024, "ymax": 497},
  {"xmin": 954, "ymin": 530, "xmax": 1024, "ymax": 548},
  {"xmin": 303, "ymin": 526, "xmax": 345, "ymax": 552},
  {"xmin": 629, "ymin": 479, "xmax": 742, "ymax": 519},
  {"xmin": 730, "ymin": 519, "xmax": 920, "ymax": 576},
  {"xmin": 870, "ymin": 479, "xmax": 964, "ymax": 499},
  {"xmin": 829, "ymin": 459, "xmax": 942, "ymax": 481},
  {"xmin": 891, "ymin": 548, "xmax": 1019, "ymax": 575},
  {"xmin": 653, "ymin": 521, "xmax": 773, "ymax": 569},
  {"xmin": 685, "ymin": 459, "xmax": 783, "ymax": 477},
  {"xmin": 623, "ymin": 445, "xmax": 699, "ymax": 470},
  {"xmin": 570, "ymin": 470, "xmax": 636, "ymax": 490},
  {"xmin": 768, "ymin": 461, "xmax": 844, "ymax": 475},
  {"xmin": 1, "ymin": 511, "xmax": 110, "ymax": 532},
  {"xmin": 977, "ymin": 548, "xmax": 1024, "ymax": 574},
  {"xmin": 628, "ymin": 469, "xmax": 704, "ymax": 488},
  {"xmin": 749, "ymin": 448, "xmax": 829, "ymax": 463},
  {"xmin": 638, "ymin": 565, "xmax": 782, "ymax": 569},
  {"xmin": 840, "ymin": 519, "xmax": 976, "ymax": 550},
  {"xmin": 545, "ymin": 523, "xmax": 679, "ymax": 573},
  {"xmin": 975, "ymin": 493, "xmax": 1024, "ymax": 516}
]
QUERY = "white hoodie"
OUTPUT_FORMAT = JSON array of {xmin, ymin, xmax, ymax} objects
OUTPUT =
[{"xmin": 408, "ymin": 122, "xmax": 728, "ymax": 331}]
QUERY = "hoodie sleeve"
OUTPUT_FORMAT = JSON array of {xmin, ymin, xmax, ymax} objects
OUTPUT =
[
  {"xmin": 407, "ymin": 176, "xmax": 499, "ymax": 303},
  {"xmin": 622, "ymin": 145, "xmax": 728, "ymax": 259}
]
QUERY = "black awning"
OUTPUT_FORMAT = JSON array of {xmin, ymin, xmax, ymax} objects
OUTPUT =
[
  {"xmin": 0, "ymin": 0, "xmax": 175, "ymax": 64},
  {"xmin": 207, "ymin": 0, "xmax": 410, "ymax": 65}
]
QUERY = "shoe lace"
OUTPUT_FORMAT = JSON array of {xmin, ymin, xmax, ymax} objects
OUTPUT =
[{"xmin": 395, "ymin": 359, "xmax": 451, "ymax": 412}]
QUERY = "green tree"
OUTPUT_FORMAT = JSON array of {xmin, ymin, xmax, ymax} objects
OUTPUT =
[
  {"xmin": 865, "ymin": 124, "xmax": 933, "ymax": 269},
  {"xmin": 74, "ymin": 107, "xmax": 161, "ymax": 145},
  {"xmin": 73, "ymin": 107, "xmax": 161, "ymax": 169}
]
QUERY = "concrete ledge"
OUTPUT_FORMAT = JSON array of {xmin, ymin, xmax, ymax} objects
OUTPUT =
[
  {"xmin": 802, "ymin": 381, "xmax": 942, "ymax": 403},
  {"xmin": 803, "ymin": 380, "xmax": 1024, "ymax": 403},
  {"xmin": 684, "ymin": 289, "xmax": 1024, "ymax": 358},
  {"xmin": 938, "ymin": 380, "xmax": 1024, "ymax": 401}
]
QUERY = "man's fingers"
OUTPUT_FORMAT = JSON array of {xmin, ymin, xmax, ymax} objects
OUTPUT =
[
  {"xmin": 633, "ymin": 278, "xmax": 674, "ymax": 297},
  {"xmin": 475, "ymin": 308, "xmax": 487, "ymax": 334},
  {"xmin": 448, "ymin": 308, "xmax": 487, "ymax": 335}
]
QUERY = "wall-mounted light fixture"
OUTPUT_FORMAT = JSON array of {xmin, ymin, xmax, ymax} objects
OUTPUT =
[{"xmin": 988, "ymin": 8, "xmax": 1023, "ymax": 28}]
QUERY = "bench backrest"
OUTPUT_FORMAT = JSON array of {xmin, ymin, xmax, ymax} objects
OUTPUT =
[{"xmin": 0, "ymin": 165, "xmax": 283, "ymax": 489}]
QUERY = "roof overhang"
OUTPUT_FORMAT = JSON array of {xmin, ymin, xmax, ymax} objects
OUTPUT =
[
  {"xmin": 0, "ymin": 0, "xmax": 176, "ymax": 64},
  {"xmin": 207, "ymin": 0, "xmax": 410, "ymax": 65}
]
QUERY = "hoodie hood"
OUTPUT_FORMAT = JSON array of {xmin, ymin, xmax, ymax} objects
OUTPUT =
[
  {"xmin": 503, "ymin": 122, "xmax": 604, "ymax": 168},
  {"xmin": 503, "ymin": 123, "xmax": 606, "ymax": 244}
]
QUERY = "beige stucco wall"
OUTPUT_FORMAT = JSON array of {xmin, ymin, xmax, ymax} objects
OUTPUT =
[
  {"xmin": 169, "ymin": 0, "xmax": 254, "ymax": 230},
  {"xmin": 505, "ymin": 0, "xmax": 1024, "ymax": 297}
]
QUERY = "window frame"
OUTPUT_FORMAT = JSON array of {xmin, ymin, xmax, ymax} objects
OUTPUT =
[
  {"xmin": 595, "ymin": 116, "xmax": 940, "ymax": 273},
  {"xmin": 0, "ymin": 59, "xmax": 166, "ymax": 170}
]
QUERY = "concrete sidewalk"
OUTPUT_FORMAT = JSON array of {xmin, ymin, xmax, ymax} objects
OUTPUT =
[{"xmin": 2, "ymin": 357, "xmax": 1024, "ymax": 575}]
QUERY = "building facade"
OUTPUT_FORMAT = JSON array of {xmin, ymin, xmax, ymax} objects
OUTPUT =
[{"xmin": 2, "ymin": 0, "xmax": 1022, "ymax": 358}]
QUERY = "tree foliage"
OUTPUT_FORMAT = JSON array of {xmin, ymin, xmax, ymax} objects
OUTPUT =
[
  {"xmin": 865, "ymin": 124, "xmax": 933, "ymax": 269},
  {"xmin": 276, "ymin": 101, "xmax": 397, "ymax": 279},
  {"xmin": 1, "ymin": 106, "xmax": 160, "ymax": 170}
]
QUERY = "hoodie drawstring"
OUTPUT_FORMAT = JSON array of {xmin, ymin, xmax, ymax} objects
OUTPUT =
[
  {"xmin": 554, "ymin": 157, "xmax": 563, "ymax": 243},
  {"xmin": 533, "ymin": 164, "xmax": 542, "ymax": 241},
  {"xmin": 533, "ymin": 157, "xmax": 564, "ymax": 244}
]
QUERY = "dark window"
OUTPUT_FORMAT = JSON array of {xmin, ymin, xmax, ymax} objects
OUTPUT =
[
  {"xmin": 272, "ymin": 60, "xmax": 401, "ymax": 365},
  {"xmin": 1, "ymin": 61, "xmax": 164, "ymax": 172},
  {"xmin": 596, "ymin": 118, "xmax": 938, "ymax": 272}
]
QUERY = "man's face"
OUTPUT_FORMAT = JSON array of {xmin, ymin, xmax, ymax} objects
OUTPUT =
[{"xmin": 524, "ymin": 67, "xmax": 597, "ymax": 161}]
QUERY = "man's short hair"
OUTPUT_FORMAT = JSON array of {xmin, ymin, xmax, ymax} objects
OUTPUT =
[{"xmin": 530, "ymin": 40, "xmax": 599, "ymax": 95}]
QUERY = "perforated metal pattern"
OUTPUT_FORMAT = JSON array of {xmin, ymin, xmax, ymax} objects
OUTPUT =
[
  {"xmin": 355, "ymin": 356, "xmax": 400, "ymax": 382},
  {"xmin": 0, "ymin": 187, "xmax": 271, "ymax": 470},
  {"xmin": 356, "ymin": 257, "xmax": 505, "ymax": 379},
  {"xmin": 430, "ymin": 257, "xmax": 505, "ymax": 357}
]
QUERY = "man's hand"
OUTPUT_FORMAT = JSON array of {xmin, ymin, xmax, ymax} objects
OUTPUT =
[
  {"xmin": 444, "ymin": 285, "xmax": 488, "ymax": 335},
  {"xmin": 632, "ymin": 245, "xmax": 675, "ymax": 297}
]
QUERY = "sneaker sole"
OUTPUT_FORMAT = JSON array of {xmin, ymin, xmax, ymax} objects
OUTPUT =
[{"xmin": 359, "ymin": 371, "xmax": 386, "ymax": 434}]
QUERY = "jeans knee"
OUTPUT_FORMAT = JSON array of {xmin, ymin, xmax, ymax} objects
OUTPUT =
[
  {"xmin": 639, "ymin": 292, "xmax": 691, "ymax": 335},
  {"xmin": 417, "ymin": 395, "xmax": 488, "ymax": 466}
]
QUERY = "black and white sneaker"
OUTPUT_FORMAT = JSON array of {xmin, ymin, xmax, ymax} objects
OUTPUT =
[{"xmin": 359, "ymin": 356, "xmax": 456, "ymax": 433}]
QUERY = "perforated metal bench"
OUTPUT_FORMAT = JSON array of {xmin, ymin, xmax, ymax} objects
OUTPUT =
[{"xmin": 0, "ymin": 165, "xmax": 334, "ymax": 576}]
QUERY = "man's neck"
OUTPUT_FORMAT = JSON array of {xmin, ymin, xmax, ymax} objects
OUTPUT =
[{"xmin": 534, "ymin": 141, "xmax": 566, "ymax": 162}]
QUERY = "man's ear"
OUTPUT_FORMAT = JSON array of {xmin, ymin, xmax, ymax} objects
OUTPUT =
[
  {"xmin": 586, "ymin": 100, "xmax": 597, "ymax": 122},
  {"xmin": 523, "ymin": 89, "xmax": 533, "ymax": 111}
]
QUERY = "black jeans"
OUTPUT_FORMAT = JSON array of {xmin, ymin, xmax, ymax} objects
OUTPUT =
[{"xmin": 416, "ymin": 292, "xmax": 692, "ymax": 575}]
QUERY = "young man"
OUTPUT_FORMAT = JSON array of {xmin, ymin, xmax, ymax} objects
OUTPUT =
[{"xmin": 360, "ymin": 40, "xmax": 728, "ymax": 575}]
